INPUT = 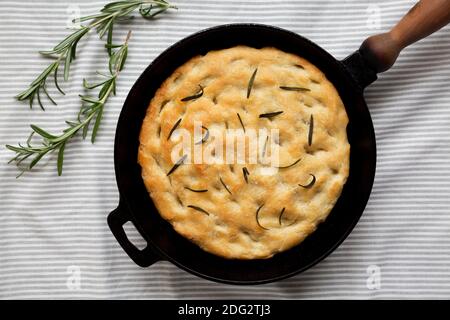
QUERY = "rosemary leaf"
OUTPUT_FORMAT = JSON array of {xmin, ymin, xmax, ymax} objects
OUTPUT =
[
  {"xmin": 187, "ymin": 205, "xmax": 210, "ymax": 216},
  {"xmin": 57, "ymin": 142, "xmax": 66, "ymax": 176},
  {"xmin": 262, "ymin": 135, "xmax": 269, "ymax": 158},
  {"xmin": 299, "ymin": 174, "xmax": 316, "ymax": 189},
  {"xmin": 279, "ymin": 86, "xmax": 310, "ymax": 92},
  {"xmin": 41, "ymin": 85, "xmax": 57, "ymax": 106},
  {"xmin": 259, "ymin": 111, "xmax": 283, "ymax": 119},
  {"xmin": 185, "ymin": 187, "xmax": 208, "ymax": 193},
  {"xmin": 53, "ymin": 64, "xmax": 65, "ymax": 95},
  {"xmin": 30, "ymin": 125, "xmax": 57, "ymax": 140},
  {"xmin": 181, "ymin": 85, "xmax": 203, "ymax": 102},
  {"xmin": 167, "ymin": 118, "xmax": 182, "ymax": 141},
  {"xmin": 219, "ymin": 177, "xmax": 232, "ymax": 195},
  {"xmin": 237, "ymin": 112, "xmax": 246, "ymax": 132},
  {"xmin": 278, "ymin": 207, "xmax": 286, "ymax": 226},
  {"xmin": 308, "ymin": 114, "xmax": 314, "ymax": 146},
  {"xmin": 243, "ymin": 167, "xmax": 250, "ymax": 183},
  {"xmin": 91, "ymin": 105, "xmax": 104, "ymax": 143},
  {"xmin": 36, "ymin": 89, "xmax": 44, "ymax": 111},
  {"xmin": 82, "ymin": 118, "xmax": 92, "ymax": 139},
  {"xmin": 247, "ymin": 68, "xmax": 258, "ymax": 99},
  {"xmin": 106, "ymin": 21, "xmax": 114, "ymax": 56},
  {"xmin": 140, "ymin": 0, "xmax": 177, "ymax": 18},
  {"xmin": 194, "ymin": 126, "xmax": 209, "ymax": 145},
  {"xmin": 29, "ymin": 151, "xmax": 48, "ymax": 170},
  {"xmin": 277, "ymin": 157, "xmax": 302, "ymax": 169},
  {"xmin": 278, "ymin": 208, "xmax": 296, "ymax": 226},
  {"xmin": 256, "ymin": 204, "xmax": 269, "ymax": 230},
  {"xmin": 167, "ymin": 154, "xmax": 187, "ymax": 176}
]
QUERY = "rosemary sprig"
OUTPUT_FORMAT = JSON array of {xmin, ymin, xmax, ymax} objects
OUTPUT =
[
  {"xmin": 7, "ymin": 32, "xmax": 132, "ymax": 177},
  {"xmin": 247, "ymin": 68, "xmax": 258, "ymax": 99},
  {"xmin": 308, "ymin": 114, "xmax": 314, "ymax": 146},
  {"xmin": 299, "ymin": 174, "xmax": 316, "ymax": 189},
  {"xmin": 17, "ymin": 0, "xmax": 176, "ymax": 109},
  {"xmin": 181, "ymin": 85, "xmax": 204, "ymax": 102}
]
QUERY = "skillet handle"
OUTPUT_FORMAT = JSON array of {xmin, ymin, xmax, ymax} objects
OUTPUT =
[
  {"xmin": 361, "ymin": 0, "xmax": 450, "ymax": 73},
  {"xmin": 108, "ymin": 200, "xmax": 161, "ymax": 267}
]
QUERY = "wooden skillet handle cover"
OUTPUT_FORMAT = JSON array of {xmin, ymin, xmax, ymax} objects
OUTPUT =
[{"xmin": 361, "ymin": 0, "xmax": 450, "ymax": 73}]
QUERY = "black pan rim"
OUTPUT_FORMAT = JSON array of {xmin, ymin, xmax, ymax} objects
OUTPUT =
[{"xmin": 113, "ymin": 23, "xmax": 377, "ymax": 285}]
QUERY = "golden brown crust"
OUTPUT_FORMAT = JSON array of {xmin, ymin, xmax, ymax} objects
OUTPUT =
[{"xmin": 138, "ymin": 46, "xmax": 350, "ymax": 259}]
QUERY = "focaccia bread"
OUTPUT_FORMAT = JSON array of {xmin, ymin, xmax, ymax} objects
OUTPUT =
[{"xmin": 138, "ymin": 46, "xmax": 350, "ymax": 259}]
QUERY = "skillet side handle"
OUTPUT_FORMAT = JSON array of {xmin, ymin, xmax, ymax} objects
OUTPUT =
[
  {"xmin": 108, "ymin": 200, "xmax": 161, "ymax": 267},
  {"xmin": 361, "ymin": 0, "xmax": 450, "ymax": 74}
]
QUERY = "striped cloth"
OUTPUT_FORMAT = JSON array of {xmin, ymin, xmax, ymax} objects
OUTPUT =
[{"xmin": 1, "ymin": 0, "xmax": 450, "ymax": 299}]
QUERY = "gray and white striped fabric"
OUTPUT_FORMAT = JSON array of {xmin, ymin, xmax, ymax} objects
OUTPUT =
[{"xmin": 1, "ymin": 0, "xmax": 450, "ymax": 299}]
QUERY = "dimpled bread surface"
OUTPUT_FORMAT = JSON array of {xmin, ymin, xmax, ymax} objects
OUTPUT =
[{"xmin": 138, "ymin": 46, "xmax": 350, "ymax": 259}]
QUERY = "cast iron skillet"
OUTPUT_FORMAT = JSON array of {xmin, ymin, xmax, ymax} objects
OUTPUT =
[{"xmin": 107, "ymin": 1, "xmax": 450, "ymax": 284}]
